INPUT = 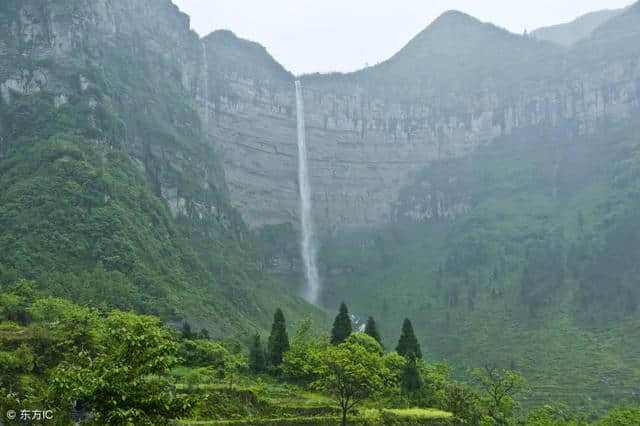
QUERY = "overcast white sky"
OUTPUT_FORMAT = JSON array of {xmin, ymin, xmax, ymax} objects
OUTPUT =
[{"xmin": 172, "ymin": 0, "xmax": 635, "ymax": 75}]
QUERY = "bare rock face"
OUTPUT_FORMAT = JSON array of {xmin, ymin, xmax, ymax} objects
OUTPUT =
[
  {"xmin": 199, "ymin": 9, "xmax": 640, "ymax": 234},
  {"xmin": 2, "ymin": 0, "xmax": 640, "ymax": 236}
]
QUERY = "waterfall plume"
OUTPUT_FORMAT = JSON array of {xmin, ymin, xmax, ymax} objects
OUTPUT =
[{"xmin": 295, "ymin": 81, "xmax": 321, "ymax": 305}]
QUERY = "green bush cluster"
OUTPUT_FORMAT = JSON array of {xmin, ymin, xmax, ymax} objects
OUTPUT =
[{"xmin": 0, "ymin": 282, "xmax": 191, "ymax": 425}]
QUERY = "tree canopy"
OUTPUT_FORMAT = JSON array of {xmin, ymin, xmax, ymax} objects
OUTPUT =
[
  {"xmin": 396, "ymin": 318, "xmax": 422, "ymax": 359},
  {"xmin": 249, "ymin": 333, "xmax": 266, "ymax": 373},
  {"xmin": 267, "ymin": 308, "xmax": 290, "ymax": 367},
  {"xmin": 330, "ymin": 302, "xmax": 352, "ymax": 345},
  {"xmin": 313, "ymin": 340, "xmax": 388, "ymax": 426},
  {"xmin": 48, "ymin": 311, "xmax": 191, "ymax": 424},
  {"xmin": 364, "ymin": 316, "xmax": 383, "ymax": 348},
  {"xmin": 471, "ymin": 367, "xmax": 530, "ymax": 425}
]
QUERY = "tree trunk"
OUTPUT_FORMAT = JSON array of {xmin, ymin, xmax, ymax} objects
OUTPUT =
[{"xmin": 342, "ymin": 408, "xmax": 347, "ymax": 426}]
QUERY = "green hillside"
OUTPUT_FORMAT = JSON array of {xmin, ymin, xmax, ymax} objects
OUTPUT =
[
  {"xmin": 320, "ymin": 117, "xmax": 640, "ymax": 411},
  {"xmin": 0, "ymin": 26, "xmax": 320, "ymax": 337}
]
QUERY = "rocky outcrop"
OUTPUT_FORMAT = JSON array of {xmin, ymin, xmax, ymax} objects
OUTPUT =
[
  {"xmin": 0, "ymin": 0, "xmax": 199, "ymax": 92},
  {"xmin": 0, "ymin": 0, "xmax": 229, "ymax": 225}
]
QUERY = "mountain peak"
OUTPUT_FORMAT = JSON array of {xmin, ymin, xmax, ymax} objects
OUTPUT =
[
  {"xmin": 346, "ymin": 8, "xmax": 561, "ymax": 99},
  {"xmin": 388, "ymin": 9, "xmax": 535, "ymax": 62},
  {"xmin": 405, "ymin": 9, "xmax": 513, "ymax": 52},
  {"xmin": 430, "ymin": 10, "xmax": 481, "ymax": 28},
  {"xmin": 207, "ymin": 29, "xmax": 239, "ymax": 41},
  {"xmin": 203, "ymin": 29, "xmax": 292, "ymax": 82}
]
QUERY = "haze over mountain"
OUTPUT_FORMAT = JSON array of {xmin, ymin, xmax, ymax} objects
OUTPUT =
[
  {"xmin": 173, "ymin": 0, "xmax": 637, "ymax": 74},
  {"xmin": 326, "ymin": 10, "xmax": 562, "ymax": 96},
  {"xmin": 1, "ymin": 0, "xmax": 640, "ymax": 416},
  {"xmin": 531, "ymin": 8, "xmax": 623, "ymax": 46}
]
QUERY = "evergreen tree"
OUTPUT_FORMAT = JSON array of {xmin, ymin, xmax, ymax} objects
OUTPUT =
[
  {"xmin": 331, "ymin": 302, "xmax": 352, "ymax": 345},
  {"xmin": 396, "ymin": 318, "xmax": 422, "ymax": 359},
  {"xmin": 249, "ymin": 333, "xmax": 266, "ymax": 373},
  {"xmin": 181, "ymin": 321, "xmax": 193, "ymax": 339},
  {"xmin": 401, "ymin": 353, "xmax": 423, "ymax": 393},
  {"xmin": 267, "ymin": 308, "xmax": 290, "ymax": 366},
  {"xmin": 364, "ymin": 316, "xmax": 383, "ymax": 348}
]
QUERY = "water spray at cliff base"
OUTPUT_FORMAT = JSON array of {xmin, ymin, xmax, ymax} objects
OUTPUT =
[{"xmin": 295, "ymin": 81, "xmax": 321, "ymax": 306}]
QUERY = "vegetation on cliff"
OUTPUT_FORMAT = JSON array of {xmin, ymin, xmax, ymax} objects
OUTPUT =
[
  {"xmin": 0, "ymin": 5, "xmax": 321, "ymax": 337},
  {"xmin": 320, "ymin": 118, "xmax": 640, "ymax": 411}
]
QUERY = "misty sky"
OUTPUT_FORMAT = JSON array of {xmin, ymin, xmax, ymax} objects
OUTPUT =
[{"xmin": 172, "ymin": 0, "xmax": 635, "ymax": 75}]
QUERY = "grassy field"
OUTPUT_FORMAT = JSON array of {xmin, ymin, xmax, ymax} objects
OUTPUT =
[{"xmin": 177, "ymin": 375, "xmax": 454, "ymax": 425}]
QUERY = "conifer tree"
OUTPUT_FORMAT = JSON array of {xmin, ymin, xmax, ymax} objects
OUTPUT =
[
  {"xmin": 267, "ymin": 308, "xmax": 290, "ymax": 366},
  {"xmin": 181, "ymin": 321, "xmax": 193, "ymax": 339},
  {"xmin": 364, "ymin": 316, "xmax": 383, "ymax": 348},
  {"xmin": 249, "ymin": 333, "xmax": 266, "ymax": 373},
  {"xmin": 396, "ymin": 318, "xmax": 422, "ymax": 359},
  {"xmin": 401, "ymin": 353, "xmax": 423, "ymax": 393},
  {"xmin": 331, "ymin": 302, "xmax": 352, "ymax": 345}
]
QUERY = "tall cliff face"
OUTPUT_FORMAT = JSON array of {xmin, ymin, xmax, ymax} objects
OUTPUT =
[
  {"xmin": 0, "ymin": 0, "xmax": 224, "ymax": 220},
  {"xmin": 0, "ymin": 0, "xmax": 199, "ymax": 99},
  {"xmin": 8, "ymin": 2, "xmax": 637, "ymax": 235},
  {"xmin": 199, "ymin": 31, "xmax": 297, "ymax": 228},
  {"xmin": 1, "ymin": 0, "xmax": 299, "ymax": 230},
  {"xmin": 201, "ymin": 9, "xmax": 640, "ymax": 233},
  {"xmin": 0, "ymin": 0, "xmax": 322, "ymax": 334}
]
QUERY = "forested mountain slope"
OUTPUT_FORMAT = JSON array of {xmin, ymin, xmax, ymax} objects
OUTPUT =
[
  {"xmin": 0, "ymin": 0, "xmax": 321, "ymax": 337},
  {"xmin": 315, "ymin": 4, "xmax": 640, "ymax": 410}
]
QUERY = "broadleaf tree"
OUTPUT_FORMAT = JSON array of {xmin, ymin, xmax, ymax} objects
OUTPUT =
[
  {"xmin": 313, "ymin": 340, "xmax": 388, "ymax": 426},
  {"xmin": 48, "ymin": 311, "xmax": 191, "ymax": 424}
]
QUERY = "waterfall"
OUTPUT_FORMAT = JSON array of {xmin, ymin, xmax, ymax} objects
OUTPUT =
[{"xmin": 295, "ymin": 81, "xmax": 321, "ymax": 305}]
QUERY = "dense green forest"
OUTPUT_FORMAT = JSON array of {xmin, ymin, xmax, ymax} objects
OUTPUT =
[{"xmin": 2, "ymin": 283, "xmax": 639, "ymax": 425}]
